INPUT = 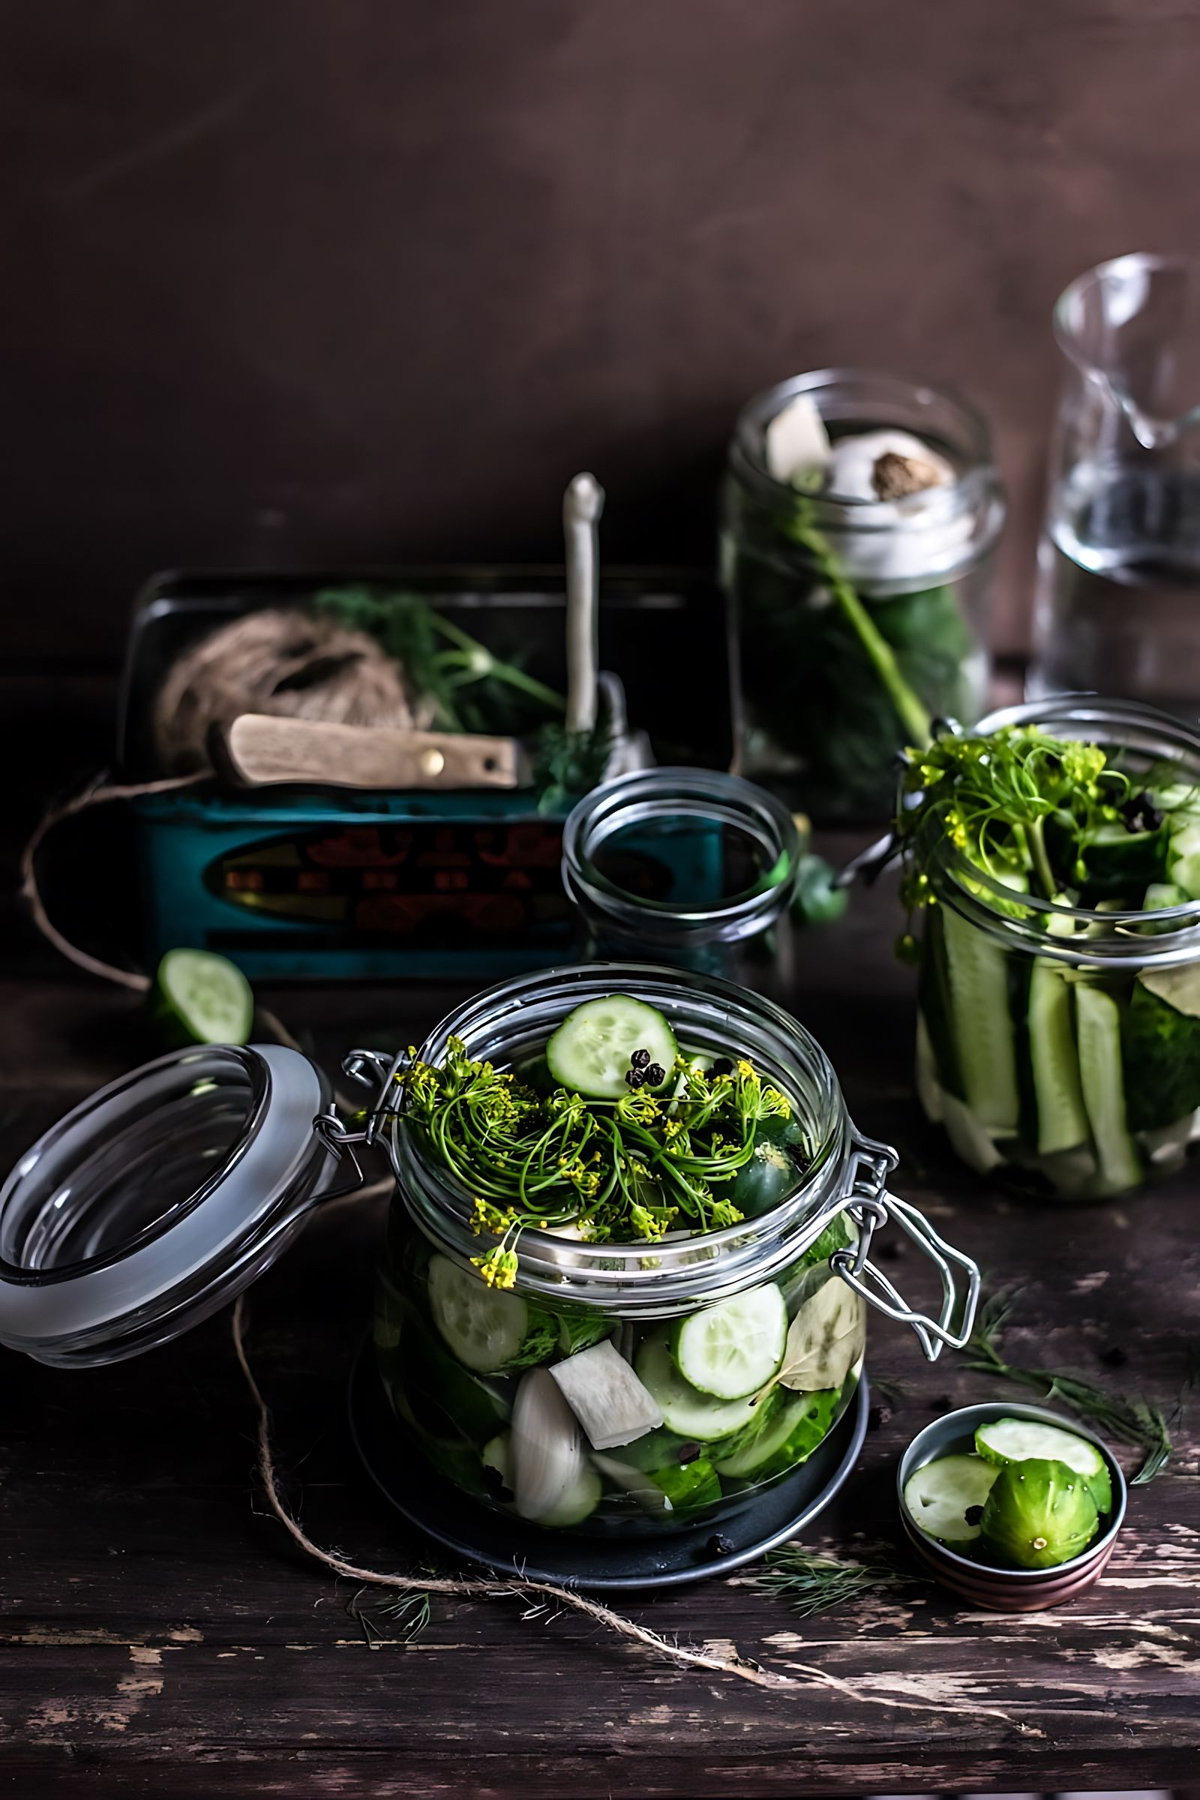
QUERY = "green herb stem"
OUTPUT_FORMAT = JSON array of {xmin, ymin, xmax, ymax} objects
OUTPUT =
[{"xmin": 788, "ymin": 513, "xmax": 932, "ymax": 750}]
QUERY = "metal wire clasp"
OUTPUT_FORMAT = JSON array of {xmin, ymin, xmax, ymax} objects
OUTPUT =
[
  {"xmin": 832, "ymin": 1131, "xmax": 981, "ymax": 1362},
  {"xmin": 310, "ymin": 1047, "xmax": 411, "ymax": 1198}
]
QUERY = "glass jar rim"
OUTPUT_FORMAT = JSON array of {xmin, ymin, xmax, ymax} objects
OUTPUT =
[
  {"xmin": 919, "ymin": 694, "xmax": 1200, "ymax": 966},
  {"xmin": 562, "ymin": 768, "xmax": 801, "ymax": 945},
  {"xmin": 730, "ymin": 366, "xmax": 998, "ymax": 525},
  {"xmin": 388, "ymin": 961, "xmax": 862, "ymax": 1315}
]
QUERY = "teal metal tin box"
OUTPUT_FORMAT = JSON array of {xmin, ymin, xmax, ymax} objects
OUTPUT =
[{"xmin": 120, "ymin": 568, "xmax": 734, "ymax": 980}]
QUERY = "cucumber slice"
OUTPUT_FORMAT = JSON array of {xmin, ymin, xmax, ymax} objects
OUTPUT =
[
  {"xmin": 1083, "ymin": 822, "xmax": 1166, "ymax": 894},
  {"xmin": 540, "ymin": 1464, "xmax": 603, "ymax": 1529},
  {"xmin": 154, "ymin": 948, "xmax": 253, "ymax": 1046},
  {"xmin": 1029, "ymin": 956, "xmax": 1089, "ymax": 1156},
  {"xmin": 714, "ymin": 1386, "xmax": 839, "ymax": 1481},
  {"xmin": 670, "ymin": 1284, "xmax": 787, "ymax": 1400},
  {"xmin": 481, "ymin": 1432, "xmax": 514, "ymax": 1499},
  {"xmin": 548, "ymin": 1340, "xmax": 663, "ymax": 1449},
  {"xmin": 975, "ymin": 1417, "xmax": 1112, "ymax": 1514},
  {"xmin": 634, "ymin": 1329, "xmax": 761, "ymax": 1441},
  {"xmin": 902, "ymin": 1453, "xmax": 998, "ymax": 1545},
  {"xmin": 941, "ymin": 903, "xmax": 1020, "ymax": 1134},
  {"xmin": 1167, "ymin": 821, "xmax": 1200, "ymax": 899},
  {"xmin": 940, "ymin": 1090, "xmax": 1003, "ymax": 1173},
  {"xmin": 426, "ymin": 1253, "xmax": 557, "ymax": 1374},
  {"xmin": 545, "ymin": 995, "xmax": 678, "ymax": 1099},
  {"xmin": 1075, "ymin": 985, "xmax": 1142, "ymax": 1194},
  {"xmin": 375, "ymin": 1283, "xmax": 512, "ymax": 1445}
]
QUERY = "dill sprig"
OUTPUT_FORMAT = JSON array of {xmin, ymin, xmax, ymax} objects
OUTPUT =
[
  {"xmin": 399, "ymin": 1037, "xmax": 799, "ymax": 1282},
  {"xmin": 967, "ymin": 1291, "xmax": 1172, "ymax": 1485},
  {"xmin": 314, "ymin": 585, "xmax": 566, "ymax": 736},
  {"xmin": 348, "ymin": 1587, "xmax": 432, "ymax": 1646},
  {"xmin": 755, "ymin": 1543, "xmax": 926, "ymax": 1618},
  {"xmin": 897, "ymin": 724, "xmax": 1135, "ymax": 905}
]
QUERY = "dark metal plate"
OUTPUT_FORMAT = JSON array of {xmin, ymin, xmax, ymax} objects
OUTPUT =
[{"xmin": 347, "ymin": 1345, "xmax": 869, "ymax": 1591}]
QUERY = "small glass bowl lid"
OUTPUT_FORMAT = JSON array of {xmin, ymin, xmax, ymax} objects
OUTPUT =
[{"xmin": 0, "ymin": 1043, "xmax": 332, "ymax": 1367}]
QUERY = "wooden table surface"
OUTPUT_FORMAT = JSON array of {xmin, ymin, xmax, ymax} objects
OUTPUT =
[{"xmin": 1, "ymin": 854, "xmax": 1198, "ymax": 1796}]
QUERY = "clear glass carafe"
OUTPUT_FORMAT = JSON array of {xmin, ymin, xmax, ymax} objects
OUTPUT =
[
  {"xmin": 722, "ymin": 368, "xmax": 1004, "ymax": 822},
  {"xmin": 371, "ymin": 963, "xmax": 979, "ymax": 1538},
  {"xmin": 1030, "ymin": 254, "xmax": 1200, "ymax": 715},
  {"xmin": 911, "ymin": 696, "xmax": 1200, "ymax": 1202}
]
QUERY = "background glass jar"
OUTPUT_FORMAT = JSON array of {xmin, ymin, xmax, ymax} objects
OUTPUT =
[
  {"xmin": 561, "ymin": 768, "xmax": 800, "ymax": 990},
  {"xmin": 722, "ymin": 368, "xmax": 1005, "ymax": 821},
  {"xmin": 373, "ymin": 963, "xmax": 979, "ymax": 1539},
  {"xmin": 911, "ymin": 697, "xmax": 1200, "ymax": 1202}
]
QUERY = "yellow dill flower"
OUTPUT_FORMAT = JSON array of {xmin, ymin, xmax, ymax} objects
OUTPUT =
[{"xmin": 472, "ymin": 1246, "xmax": 519, "ymax": 1290}]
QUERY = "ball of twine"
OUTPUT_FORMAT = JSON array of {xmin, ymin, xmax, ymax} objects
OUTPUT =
[{"xmin": 153, "ymin": 608, "xmax": 431, "ymax": 775}]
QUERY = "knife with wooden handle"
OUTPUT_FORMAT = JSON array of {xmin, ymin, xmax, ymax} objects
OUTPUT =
[{"xmin": 211, "ymin": 714, "xmax": 532, "ymax": 790}]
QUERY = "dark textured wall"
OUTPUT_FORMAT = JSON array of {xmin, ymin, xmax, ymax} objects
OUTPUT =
[{"xmin": 4, "ymin": 0, "xmax": 1199, "ymax": 661}]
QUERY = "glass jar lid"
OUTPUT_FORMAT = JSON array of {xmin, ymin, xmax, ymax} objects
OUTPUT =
[
  {"xmin": 0, "ymin": 1043, "xmax": 333, "ymax": 1366},
  {"xmin": 562, "ymin": 768, "xmax": 801, "ymax": 949}
]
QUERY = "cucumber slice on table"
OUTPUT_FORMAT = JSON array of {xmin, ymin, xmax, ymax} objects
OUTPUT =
[
  {"xmin": 154, "ymin": 948, "xmax": 253, "ymax": 1046},
  {"xmin": 941, "ymin": 903, "xmax": 1020, "ymax": 1135},
  {"xmin": 545, "ymin": 995, "xmax": 678, "ymax": 1099},
  {"xmin": 634, "ymin": 1329, "xmax": 761, "ymax": 1441},
  {"xmin": 1075, "ymin": 985, "xmax": 1142, "ymax": 1194},
  {"xmin": 902, "ymin": 1453, "xmax": 998, "ymax": 1545},
  {"xmin": 670, "ymin": 1283, "xmax": 787, "ymax": 1400},
  {"xmin": 1028, "ymin": 923, "xmax": 1089, "ymax": 1157},
  {"xmin": 975, "ymin": 1416, "xmax": 1112, "ymax": 1514},
  {"xmin": 426, "ymin": 1253, "xmax": 557, "ymax": 1374}
]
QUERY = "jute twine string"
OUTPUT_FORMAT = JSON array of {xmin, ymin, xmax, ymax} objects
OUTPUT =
[
  {"xmin": 20, "ymin": 770, "xmax": 326, "ymax": 1068},
  {"xmin": 230, "ymin": 1291, "xmax": 1038, "ymax": 1733},
  {"xmin": 22, "ymin": 772, "xmax": 1037, "ymax": 1734}
]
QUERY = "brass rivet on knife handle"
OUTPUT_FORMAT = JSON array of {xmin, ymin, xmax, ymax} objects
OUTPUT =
[{"xmin": 213, "ymin": 714, "xmax": 528, "ymax": 790}]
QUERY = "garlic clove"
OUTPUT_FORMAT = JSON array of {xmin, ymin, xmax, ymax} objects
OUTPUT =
[{"xmin": 766, "ymin": 394, "xmax": 832, "ymax": 486}]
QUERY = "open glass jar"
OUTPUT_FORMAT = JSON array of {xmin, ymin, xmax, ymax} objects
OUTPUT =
[
  {"xmin": 722, "ymin": 369, "xmax": 1004, "ymax": 821},
  {"xmin": 909, "ymin": 697, "xmax": 1200, "ymax": 1201},
  {"xmin": 370, "ymin": 963, "xmax": 979, "ymax": 1539},
  {"xmin": 561, "ymin": 768, "xmax": 800, "ymax": 988}
]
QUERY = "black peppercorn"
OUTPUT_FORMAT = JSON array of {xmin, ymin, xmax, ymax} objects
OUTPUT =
[
  {"xmin": 630, "ymin": 1048, "xmax": 651, "ymax": 1070},
  {"xmin": 964, "ymin": 1504, "xmax": 985, "ymax": 1527},
  {"xmin": 643, "ymin": 1062, "xmax": 666, "ymax": 1087},
  {"xmin": 707, "ymin": 1533, "xmax": 736, "ymax": 1557},
  {"xmin": 867, "ymin": 1402, "xmax": 893, "ymax": 1432}
]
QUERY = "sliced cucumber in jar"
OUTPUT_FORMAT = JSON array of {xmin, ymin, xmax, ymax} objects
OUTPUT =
[
  {"xmin": 1075, "ymin": 984, "xmax": 1142, "ymax": 1195},
  {"xmin": 670, "ymin": 1284, "xmax": 787, "ymax": 1400},
  {"xmin": 1028, "ymin": 957, "xmax": 1089, "ymax": 1156},
  {"xmin": 481, "ymin": 1432, "xmax": 515, "ymax": 1499},
  {"xmin": 713, "ymin": 1386, "xmax": 839, "ymax": 1482},
  {"xmin": 975, "ymin": 1417, "xmax": 1112, "ymax": 1514},
  {"xmin": 426, "ymin": 1253, "xmax": 557, "ymax": 1374},
  {"xmin": 545, "ymin": 995, "xmax": 678, "ymax": 1099},
  {"xmin": 634, "ymin": 1329, "xmax": 761, "ymax": 1441},
  {"xmin": 902, "ymin": 1453, "xmax": 998, "ymax": 1545},
  {"xmin": 941, "ymin": 903, "xmax": 1020, "ymax": 1135}
]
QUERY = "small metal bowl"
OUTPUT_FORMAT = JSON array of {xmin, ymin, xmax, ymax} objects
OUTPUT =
[{"xmin": 897, "ymin": 1401, "xmax": 1127, "ymax": 1612}]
